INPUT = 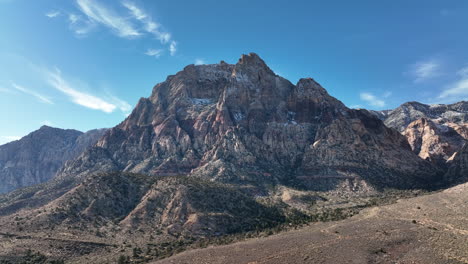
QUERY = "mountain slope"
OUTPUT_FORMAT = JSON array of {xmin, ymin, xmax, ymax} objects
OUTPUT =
[
  {"xmin": 57, "ymin": 53, "xmax": 440, "ymax": 191},
  {"xmin": 0, "ymin": 126, "xmax": 107, "ymax": 194},
  {"xmin": 155, "ymin": 181, "xmax": 468, "ymax": 264}
]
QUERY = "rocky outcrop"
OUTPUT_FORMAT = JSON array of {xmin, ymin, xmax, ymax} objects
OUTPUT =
[
  {"xmin": 0, "ymin": 126, "xmax": 107, "ymax": 193},
  {"xmin": 403, "ymin": 118, "xmax": 468, "ymax": 167},
  {"xmin": 372, "ymin": 101, "xmax": 468, "ymax": 167},
  {"xmin": 57, "ymin": 53, "xmax": 440, "ymax": 190}
]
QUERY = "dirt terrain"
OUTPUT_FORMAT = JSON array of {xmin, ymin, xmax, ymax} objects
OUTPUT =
[{"xmin": 155, "ymin": 183, "xmax": 468, "ymax": 264}]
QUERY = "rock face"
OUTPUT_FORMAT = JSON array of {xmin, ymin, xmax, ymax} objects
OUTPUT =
[
  {"xmin": 403, "ymin": 118, "xmax": 468, "ymax": 167},
  {"xmin": 372, "ymin": 101, "xmax": 468, "ymax": 168},
  {"xmin": 0, "ymin": 126, "xmax": 107, "ymax": 193},
  {"xmin": 57, "ymin": 53, "xmax": 440, "ymax": 190},
  {"xmin": 375, "ymin": 101, "xmax": 468, "ymax": 132},
  {"xmin": 445, "ymin": 143, "xmax": 468, "ymax": 184}
]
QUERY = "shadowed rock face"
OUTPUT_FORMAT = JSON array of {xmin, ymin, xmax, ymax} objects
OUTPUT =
[
  {"xmin": 56, "ymin": 53, "xmax": 440, "ymax": 190},
  {"xmin": 445, "ymin": 143, "xmax": 468, "ymax": 184},
  {"xmin": 0, "ymin": 126, "xmax": 107, "ymax": 194}
]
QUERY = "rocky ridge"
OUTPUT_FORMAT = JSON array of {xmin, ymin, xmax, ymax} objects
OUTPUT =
[{"xmin": 0, "ymin": 126, "xmax": 107, "ymax": 193}]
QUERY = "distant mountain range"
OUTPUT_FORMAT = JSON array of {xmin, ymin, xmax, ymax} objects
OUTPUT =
[
  {"xmin": 0, "ymin": 126, "xmax": 107, "ymax": 193},
  {"xmin": 371, "ymin": 101, "xmax": 468, "ymax": 167},
  {"xmin": 0, "ymin": 53, "xmax": 466, "ymax": 263}
]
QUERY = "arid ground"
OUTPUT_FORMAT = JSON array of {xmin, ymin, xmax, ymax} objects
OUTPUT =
[{"xmin": 154, "ymin": 183, "xmax": 468, "ymax": 264}]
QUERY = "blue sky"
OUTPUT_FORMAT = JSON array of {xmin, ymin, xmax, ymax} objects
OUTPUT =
[{"xmin": 1, "ymin": 0, "xmax": 468, "ymax": 144}]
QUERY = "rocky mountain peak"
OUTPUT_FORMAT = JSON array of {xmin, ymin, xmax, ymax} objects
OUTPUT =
[
  {"xmin": 237, "ymin": 52, "xmax": 268, "ymax": 67},
  {"xmin": 57, "ymin": 53, "xmax": 441, "ymax": 190}
]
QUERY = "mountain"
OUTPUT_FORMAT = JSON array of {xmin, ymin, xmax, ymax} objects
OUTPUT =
[
  {"xmin": 371, "ymin": 101, "xmax": 468, "ymax": 167},
  {"xmin": 374, "ymin": 101, "xmax": 468, "ymax": 132},
  {"xmin": 56, "ymin": 53, "xmax": 440, "ymax": 191},
  {"xmin": 0, "ymin": 126, "xmax": 107, "ymax": 193},
  {"xmin": 0, "ymin": 53, "xmax": 466, "ymax": 264}
]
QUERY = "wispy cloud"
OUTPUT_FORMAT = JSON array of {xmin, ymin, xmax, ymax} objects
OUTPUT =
[
  {"xmin": 432, "ymin": 65, "xmax": 468, "ymax": 102},
  {"xmin": 76, "ymin": 0, "xmax": 140, "ymax": 38},
  {"xmin": 66, "ymin": 13, "xmax": 95, "ymax": 35},
  {"xmin": 12, "ymin": 83, "xmax": 53, "ymax": 104},
  {"xmin": 68, "ymin": 13, "xmax": 79, "ymax": 24},
  {"xmin": 439, "ymin": 79, "xmax": 468, "ymax": 101},
  {"xmin": 145, "ymin": 48, "xmax": 163, "ymax": 58},
  {"xmin": 410, "ymin": 59, "xmax": 441, "ymax": 83},
  {"xmin": 45, "ymin": 10, "xmax": 61, "ymax": 18},
  {"xmin": 169, "ymin": 41, "xmax": 177, "ymax": 56},
  {"xmin": 360, "ymin": 92, "xmax": 385, "ymax": 108},
  {"xmin": 45, "ymin": 69, "xmax": 129, "ymax": 113},
  {"xmin": 107, "ymin": 94, "xmax": 132, "ymax": 112},
  {"xmin": 48, "ymin": 1, "xmax": 177, "ymax": 56},
  {"xmin": 194, "ymin": 58, "xmax": 205, "ymax": 65},
  {"xmin": 122, "ymin": 1, "xmax": 171, "ymax": 44}
]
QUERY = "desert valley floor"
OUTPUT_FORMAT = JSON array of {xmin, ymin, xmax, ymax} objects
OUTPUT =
[{"xmin": 154, "ymin": 183, "xmax": 468, "ymax": 264}]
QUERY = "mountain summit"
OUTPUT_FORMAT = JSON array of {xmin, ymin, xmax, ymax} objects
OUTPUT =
[{"xmin": 57, "ymin": 53, "xmax": 441, "ymax": 190}]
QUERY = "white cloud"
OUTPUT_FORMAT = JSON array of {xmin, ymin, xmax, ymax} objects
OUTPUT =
[
  {"xmin": 122, "ymin": 1, "xmax": 172, "ymax": 44},
  {"xmin": 360, "ymin": 92, "xmax": 385, "ymax": 108},
  {"xmin": 12, "ymin": 83, "xmax": 53, "ymax": 104},
  {"xmin": 49, "ymin": 1, "xmax": 178, "ymax": 56},
  {"xmin": 121, "ymin": 1, "xmax": 146, "ymax": 20},
  {"xmin": 46, "ymin": 10, "xmax": 60, "ymax": 18},
  {"xmin": 45, "ymin": 69, "xmax": 129, "ymax": 113},
  {"xmin": 66, "ymin": 13, "xmax": 95, "ymax": 35},
  {"xmin": 194, "ymin": 59, "xmax": 205, "ymax": 65},
  {"xmin": 439, "ymin": 78, "xmax": 468, "ymax": 100},
  {"xmin": 108, "ymin": 95, "xmax": 132, "ymax": 112},
  {"xmin": 76, "ymin": 0, "xmax": 141, "ymax": 38},
  {"xmin": 410, "ymin": 60, "xmax": 441, "ymax": 83},
  {"xmin": 435, "ymin": 66, "xmax": 468, "ymax": 102},
  {"xmin": 169, "ymin": 41, "xmax": 177, "ymax": 56},
  {"xmin": 145, "ymin": 48, "xmax": 163, "ymax": 58},
  {"xmin": 68, "ymin": 13, "xmax": 79, "ymax": 24},
  {"xmin": 382, "ymin": 91, "xmax": 392, "ymax": 98}
]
